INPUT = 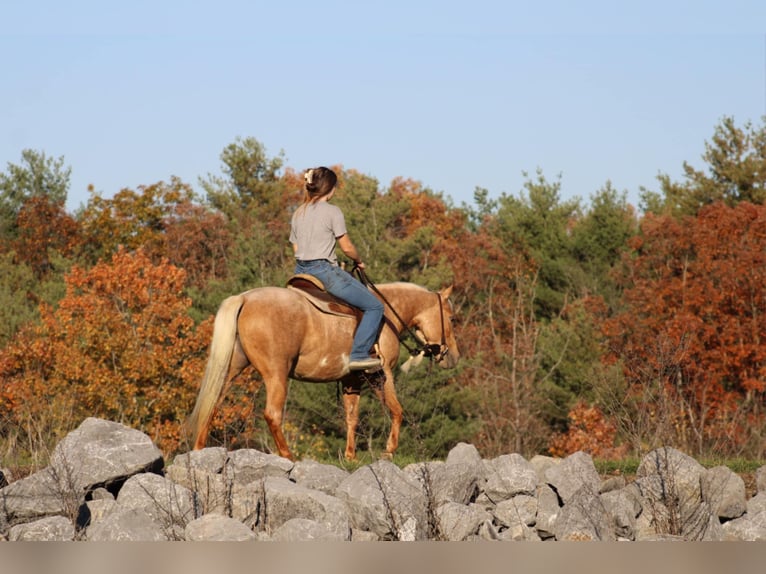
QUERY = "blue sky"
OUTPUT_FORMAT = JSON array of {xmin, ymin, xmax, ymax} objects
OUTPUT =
[{"xmin": 2, "ymin": 2, "xmax": 765, "ymax": 213}]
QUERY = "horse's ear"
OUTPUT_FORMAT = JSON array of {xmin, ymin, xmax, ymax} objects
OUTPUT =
[{"xmin": 440, "ymin": 285, "xmax": 453, "ymax": 299}]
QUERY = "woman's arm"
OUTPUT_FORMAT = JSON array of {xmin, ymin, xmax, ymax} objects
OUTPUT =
[{"xmin": 337, "ymin": 234, "xmax": 365, "ymax": 268}]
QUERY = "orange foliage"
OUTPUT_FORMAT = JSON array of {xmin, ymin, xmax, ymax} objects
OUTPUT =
[
  {"xmin": 605, "ymin": 201, "xmax": 766, "ymax": 453},
  {"xmin": 0, "ymin": 248, "xmax": 211, "ymax": 453},
  {"xmin": 549, "ymin": 401, "xmax": 628, "ymax": 459},
  {"xmin": 12, "ymin": 195, "xmax": 80, "ymax": 277}
]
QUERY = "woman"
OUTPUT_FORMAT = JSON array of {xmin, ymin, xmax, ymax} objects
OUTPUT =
[{"xmin": 290, "ymin": 166, "xmax": 384, "ymax": 371}]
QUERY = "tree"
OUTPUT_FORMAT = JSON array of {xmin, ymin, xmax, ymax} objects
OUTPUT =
[
  {"xmin": 493, "ymin": 171, "xmax": 581, "ymax": 320},
  {"xmin": 200, "ymin": 138, "xmax": 292, "ymax": 295},
  {"xmin": 0, "ymin": 248, "xmax": 211, "ymax": 455},
  {"xmin": 0, "ymin": 150, "xmax": 70, "ymax": 242},
  {"xmin": 641, "ymin": 116, "xmax": 766, "ymax": 216},
  {"xmin": 77, "ymin": 178, "xmax": 196, "ymax": 264},
  {"xmin": 13, "ymin": 195, "xmax": 80, "ymax": 278},
  {"xmin": 604, "ymin": 201, "xmax": 766, "ymax": 456}
]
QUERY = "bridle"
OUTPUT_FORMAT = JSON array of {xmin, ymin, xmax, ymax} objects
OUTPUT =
[{"xmin": 353, "ymin": 266, "xmax": 450, "ymax": 363}]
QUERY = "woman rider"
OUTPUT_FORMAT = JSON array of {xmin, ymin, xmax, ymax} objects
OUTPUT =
[{"xmin": 289, "ymin": 166, "xmax": 384, "ymax": 371}]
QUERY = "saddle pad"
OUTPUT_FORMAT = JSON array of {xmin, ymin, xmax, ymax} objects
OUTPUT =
[{"xmin": 286, "ymin": 274, "xmax": 361, "ymax": 319}]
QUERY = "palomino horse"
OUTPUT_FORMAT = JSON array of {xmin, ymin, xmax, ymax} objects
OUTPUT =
[{"xmin": 186, "ymin": 279, "xmax": 459, "ymax": 460}]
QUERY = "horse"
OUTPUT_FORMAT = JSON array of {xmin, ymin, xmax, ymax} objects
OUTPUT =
[{"xmin": 185, "ymin": 278, "xmax": 460, "ymax": 460}]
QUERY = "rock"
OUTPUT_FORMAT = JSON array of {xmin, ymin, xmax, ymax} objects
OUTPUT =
[
  {"xmin": 184, "ymin": 513, "xmax": 256, "ymax": 541},
  {"xmin": 445, "ymin": 442, "xmax": 483, "ymax": 467},
  {"xmin": 634, "ymin": 447, "xmax": 711, "ymax": 540},
  {"xmin": 755, "ymin": 465, "xmax": 766, "ymax": 493},
  {"xmin": 85, "ymin": 506, "xmax": 170, "ymax": 541},
  {"xmin": 553, "ymin": 484, "xmax": 615, "ymax": 541},
  {"xmin": 701, "ymin": 465, "xmax": 747, "ymax": 520},
  {"xmin": 534, "ymin": 484, "xmax": 560, "ymax": 539},
  {"xmin": 493, "ymin": 494, "xmax": 537, "ymax": 528},
  {"xmin": 225, "ymin": 449, "xmax": 294, "ymax": 486},
  {"xmin": 435, "ymin": 502, "xmax": 491, "ymax": 541},
  {"xmin": 0, "ymin": 468, "xmax": 71, "ymax": 525},
  {"xmin": 8, "ymin": 515, "xmax": 75, "ymax": 541},
  {"xmin": 289, "ymin": 459, "xmax": 349, "ymax": 495},
  {"xmin": 262, "ymin": 476, "xmax": 349, "ymax": 540},
  {"xmin": 484, "ymin": 454, "xmax": 538, "ymax": 502},
  {"xmin": 335, "ymin": 459, "xmax": 428, "ymax": 541},
  {"xmin": 270, "ymin": 518, "xmax": 346, "ymax": 541},
  {"xmin": 600, "ymin": 485, "xmax": 642, "ymax": 540},
  {"xmin": 50, "ymin": 417, "xmax": 164, "ymax": 493},
  {"xmin": 405, "ymin": 461, "xmax": 480, "ymax": 506},
  {"xmin": 544, "ymin": 451, "xmax": 601, "ymax": 505}
]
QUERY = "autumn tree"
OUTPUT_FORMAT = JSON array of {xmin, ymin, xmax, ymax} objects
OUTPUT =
[
  {"xmin": 77, "ymin": 178, "xmax": 197, "ymax": 264},
  {"xmin": 0, "ymin": 248, "xmax": 211, "ymax": 456},
  {"xmin": 604, "ymin": 201, "xmax": 766, "ymax": 457},
  {"xmin": 0, "ymin": 149, "xmax": 70, "ymax": 243},
  {"xmin": 13, "ymin": 195, "xmax": 80, "ymax": 279}
]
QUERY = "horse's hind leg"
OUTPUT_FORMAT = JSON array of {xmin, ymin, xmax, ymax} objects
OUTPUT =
[{"xmin": 261, "ymin": 372, "xmax": 294, "ymax": 460}]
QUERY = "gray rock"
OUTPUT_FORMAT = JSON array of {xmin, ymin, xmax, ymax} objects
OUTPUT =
[
  {"xmin": 701, "ymin": 465, "xmax": 746, "ymax": 520},
  {"xmin": 528, "ymin": 454, "xmax": 560, "ymax": 486},
  {"xmin": 601, "ymin": 486, "xmax": 642, "ymax": 540},
  {"xmin": 493, "ymin": 494, "xmax": 538, "ymax": 528},
  {"xmin": 270, "ymin": 518, "xmax": 346, "ymax": 541},
  {"xmin": 8, "ymin": 515, "xmax": 75, "ymax": 541},
  {"xmin": 747, "ymin": 491, "xmax": 766, "ymax": 515},
  {"xmin": 484, "ymin": 453, "xmax": 538, "ymax": 502},
  {"xmin": 225, "ymin": 449, "xmax": 294, "ymax": 486},
  {"xmin": 553, "ymin": 484, "xmax": 615, "ymax": 541},
  {"xmin": 544, "ymin": 451, "xmax": 600, "ymax": 504},
  {"xmin": 335, "ymin": 459, "xmax": 428, "ymax": 541},
  {"xmin": 721, "ymin": 508, "xmax": 766, "ymax": 541},
  {"xmin": 85, "ymin": 506, "xmax": 170, "ymax": 541},
  {"xmin": 435, "ymin": 502, "xmax": 491, "ymax": 541},
  {"xmin": 164, "ymin": 464, "xmax": 230, "ymax": 516},
  {"xmin": 534, "ymin": 484, "xmax": 560, "ymax": 539},
  {"xmin": 85, "ymin": 498, "xmax": 116, "ymax": 527},
  {"xmin": 289, "ymin": 459, "xmax": 349, "ymax": 495},
  {"xmin": 634, "ymin": 447, "xmax": 712, "ymax": 540},
  {"xmin": 50, "ymin": 417, "xmax": 164, "ymax": 493},
  {"xmin": 262, "ymin": 476, "xmax": 349, "ymax": 540},
  {"xmin": 171, "ymin": 447, "xmax": 227, "ymax": 475},
  {"xmin": 445, "ymin": 442, "xmax": 483, "ymax": 468},
  {"xmin": 0, "ymin": 468, "xmax": 70, "ymax": 525},
  {"xmin": 600, "ymin": 475, "xmax": 626, "ymax": 494},
  {"xmin": 116, "ymin": 472, "xmax": 196, "ymax": 530},
  {"xmin": 755, "ymin": 465, "xmax": 766, "ymax": 493},
  {"xmin": 184, "ymin": 513, "xmax": 256, "ymax": 541},
  {"xmin": 405, "ymin": 461, "xmax": 480, "ymax": 506}
]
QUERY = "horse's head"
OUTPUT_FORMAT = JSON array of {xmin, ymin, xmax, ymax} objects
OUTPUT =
[{"xmin": 413, "ymin": 285, "xmax": 460, "ymax": 369}]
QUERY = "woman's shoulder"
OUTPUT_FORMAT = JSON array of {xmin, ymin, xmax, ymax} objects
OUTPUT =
[{"xmin": 317, "ymin": 202, "xmax": 344, "ymax": 216}]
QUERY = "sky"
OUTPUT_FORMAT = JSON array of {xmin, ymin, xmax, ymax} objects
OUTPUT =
[{"xmin": 2, "ymin": 1, "xmax": 766, "ymax": 214}]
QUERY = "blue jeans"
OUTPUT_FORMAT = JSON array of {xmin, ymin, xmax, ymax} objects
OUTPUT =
[{"xmin": 295, "ymin": 260, "xmax": 384, "ymax": 360}]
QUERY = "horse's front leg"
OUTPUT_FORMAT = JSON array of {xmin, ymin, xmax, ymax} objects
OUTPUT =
[
  {"xmin": 341, "ymin": 376, "xmax": 363, "ymax": 460},
  {"xmin": 368, "ymin": 368, "xmax": 402, "ymax": 460}
]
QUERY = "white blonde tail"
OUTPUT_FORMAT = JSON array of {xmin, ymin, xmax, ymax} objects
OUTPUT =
[{"xmin": 185, "ymin": 294, "xmax": 245, "ymax": 448}]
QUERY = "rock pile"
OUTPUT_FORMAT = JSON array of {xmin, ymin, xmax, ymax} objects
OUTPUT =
[{"xmin": 2, "ymin": 417, "xmax": 765, "ymax": 541}]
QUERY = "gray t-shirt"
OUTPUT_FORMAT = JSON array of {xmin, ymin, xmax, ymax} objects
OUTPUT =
[{"xmin": 290, "ymin": 201, "xmax": 347, "ymax": 264}]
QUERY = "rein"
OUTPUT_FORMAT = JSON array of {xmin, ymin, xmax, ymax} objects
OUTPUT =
[{"xmin": 353, "ymin": 266, "xmax": 448, "ymax": 362}]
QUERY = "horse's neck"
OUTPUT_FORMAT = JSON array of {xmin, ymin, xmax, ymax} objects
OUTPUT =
[{"xmin": 378, "ymin": 283, "xmax": 424, "ymax": 332}]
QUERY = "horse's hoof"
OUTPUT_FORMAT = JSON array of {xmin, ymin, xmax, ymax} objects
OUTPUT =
[{"xmin": 379, "ymin": 452, "xmax": 393, "ymax": 461}]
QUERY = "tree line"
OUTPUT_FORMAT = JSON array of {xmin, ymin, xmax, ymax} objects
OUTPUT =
[{"xmin": 1, "ymin": 116, "xmax": 765, "ymax": 464}]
